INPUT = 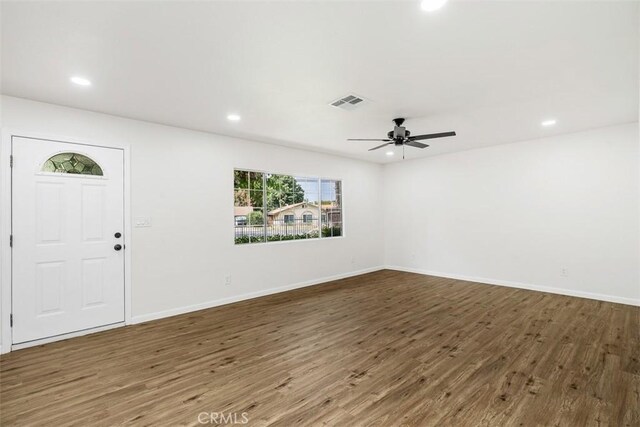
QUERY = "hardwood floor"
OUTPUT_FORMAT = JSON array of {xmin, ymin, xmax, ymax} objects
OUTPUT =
[{"xmin": 1, "ymin": 270, "xmax": 638, "ymax": 426}]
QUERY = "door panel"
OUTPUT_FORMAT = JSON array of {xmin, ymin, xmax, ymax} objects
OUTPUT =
[
  {"xmin": 81, "ymin": 258, "xmax": 106, "ymax": 308},
  {"xmin": 81, "ymin": 184, "xmax": 105, "ymax": 241},
  {"xmin": 36, "ymin": 182, "xmax": 65, "ymax": 243},
  {"xmin": 12, "ymin": 137, "xmax": 125, "ymax": 344},
  {"xmin": 36, "ymin": 261, "xmax": 65, "ymax": 315}
]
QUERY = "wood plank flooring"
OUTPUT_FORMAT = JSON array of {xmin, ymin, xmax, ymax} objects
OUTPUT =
[{"xmin": 1, "ymin": 270, "xmax": 638, "ymax": 426}]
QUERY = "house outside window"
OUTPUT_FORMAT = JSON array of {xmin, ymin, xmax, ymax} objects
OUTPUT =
[{"xmin": 234, "ymin": 169, "xmax": 342, "ymax": 244}]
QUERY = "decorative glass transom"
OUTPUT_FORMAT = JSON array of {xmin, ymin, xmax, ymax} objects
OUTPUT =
[{"xmin": 42, "ymin": 153, "xmax": 103, "ymax": 176}]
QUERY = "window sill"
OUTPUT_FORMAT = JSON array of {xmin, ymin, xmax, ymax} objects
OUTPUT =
[{"xmin": 234, "ymin": 235, "xmax": 345, "ymax": 247}]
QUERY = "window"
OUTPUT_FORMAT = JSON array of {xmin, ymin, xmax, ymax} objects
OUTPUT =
[
  {"xmin": 234, "ymin": 169, "xmax": 342, "ymax": 244},
  {"xmin": 233, "ymin": 170, "xmax": 265, "ymax": 243},
  {"xmin": 321, "ymin": 179, "xmax": 342, "ymax": 238},
  {"xmin": 42, "ymin": 152, "xmax": 103, "ymax": 176}
]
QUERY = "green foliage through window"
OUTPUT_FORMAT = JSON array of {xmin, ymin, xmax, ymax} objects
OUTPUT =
[
  {"xmin": 247, "ymin": 211, "xmax": 264, "ymax": 225},
  {"xmin": 266, "ymin": 174, "xmax": 305, "ymax": 211}
]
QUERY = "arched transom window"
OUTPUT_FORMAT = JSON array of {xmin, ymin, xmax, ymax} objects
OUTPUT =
[{"xmin": 42, "ymin": 152, "xmax": 103, "ymax": 176}]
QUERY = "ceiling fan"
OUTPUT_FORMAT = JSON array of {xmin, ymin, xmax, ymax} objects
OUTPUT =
[{"xmin": 348, "ymin": 118, "xmax": 456, "ymax": 158}]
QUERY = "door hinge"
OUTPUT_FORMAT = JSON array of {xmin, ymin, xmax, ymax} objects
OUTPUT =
[
  {"xmin": 9, "ymin": 234, "xmax": 12, "ymax": 248},
  {"xmin": 9, "ymin": 155, "xmax": 13, "ymax": 168},
  {"xmin": 10, "ymin": 314, "xmax": 13, "ymax": 327}
]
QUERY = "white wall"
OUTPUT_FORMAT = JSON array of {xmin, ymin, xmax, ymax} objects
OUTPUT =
[
  {"xmin": 1, "ymin": 95, "xmax": 638, "ymax": 352},
  {"xmin": 383, "ymin": 123, "xmax": 640, "ymax": 305},
  {"xmin": 0, "ymin": 96, "xmax": 384, "ymax": 348}
]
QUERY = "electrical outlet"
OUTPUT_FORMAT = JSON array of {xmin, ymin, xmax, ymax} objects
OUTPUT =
[
  {"xmin": 224, "ymin": 274, "xmax": 232, "ymax": 285},
  {"xmin": 561, "ymin": 268, "xmax": 568, "ymax": 277},
  {"xmin": 350, "ymin": 256, "xmax": 355, "ymax": 265}
]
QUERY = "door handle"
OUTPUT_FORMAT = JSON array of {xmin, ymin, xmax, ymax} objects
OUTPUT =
[{"xmin": 114, "ymin": 244, "xmax": 123, "ymax": 251}]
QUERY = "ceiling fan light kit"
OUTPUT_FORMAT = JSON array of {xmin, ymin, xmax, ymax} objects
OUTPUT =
[{"xmin": 347, "ymin": 117, "xmax": 456, "ymax": 159}]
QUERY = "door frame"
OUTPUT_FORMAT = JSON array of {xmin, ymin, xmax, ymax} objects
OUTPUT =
[{"xmin": 0, "ymin": 129, "xmax": 132, "ymax": 353}]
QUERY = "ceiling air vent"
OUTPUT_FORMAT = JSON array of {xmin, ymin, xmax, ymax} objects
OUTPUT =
[{"xmin": 330, "ymin": 94, "xmax": 366, "ymax": 111}]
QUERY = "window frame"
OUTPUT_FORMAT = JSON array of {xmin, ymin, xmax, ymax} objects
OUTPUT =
[{"xmin": 233, "ymin": 168, "xmax": 344, "ymax": 245}]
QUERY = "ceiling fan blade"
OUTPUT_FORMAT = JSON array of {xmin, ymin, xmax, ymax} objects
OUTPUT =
[
  {"xmin": 408, "ymin": 131, "xmax": 457, "ymax": 141},
  {"xmin": 368, "ymin": 142, "xmax": 393, "ymax": 151},
  {"xmin": 405, "ymin": 141, "xmax": 428, "ymax": 149},
  {"xmin": 347, "ymin": 138, "xmax": 392, "ymax": 142}
]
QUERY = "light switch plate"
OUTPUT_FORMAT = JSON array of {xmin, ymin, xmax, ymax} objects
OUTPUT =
[{"xmin": 134, "ymin": 217, "xmax": 152, "ymax": 227}]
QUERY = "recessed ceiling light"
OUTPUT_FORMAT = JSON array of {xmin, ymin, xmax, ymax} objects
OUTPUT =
[
  {"xmin": 421, "ymin": 0, "xmax": 448, "ymax": 12},
  {"xmin": 227, "ymin": 114, "xmax": 241, "ymax": 122},
  {"xmin": 70, "ymin": 76, "xmax": 91, "ymax": 86},
  {"xmin": 541, "ymin": 119, "xmax": 557, "ymax": 127},
  {"xmin": 386, "ymin": 151, "xmax": 394, "ymax": 156}
]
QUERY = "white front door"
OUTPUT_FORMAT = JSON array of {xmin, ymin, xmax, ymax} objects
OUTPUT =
[{"xmin": 12, "ymin": 137, "xmax": 125, "ymax": 344}]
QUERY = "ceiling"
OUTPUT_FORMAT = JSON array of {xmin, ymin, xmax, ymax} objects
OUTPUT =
[{"xmin": 1, "ymin": 1, "xmax": 638, "ymax": 163}]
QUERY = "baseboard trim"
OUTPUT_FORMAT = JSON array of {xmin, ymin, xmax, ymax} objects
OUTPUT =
[
  {"xmin": 10, "ymin": 322, "xmax": 125, "ymax": 352},
  {"xmin": 385, "ymin": 265, "xmax": 640, "ymax": 307},
  {"xmin": 131, "ymin": 266, "xmax": 385, "ymax": 324}
]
